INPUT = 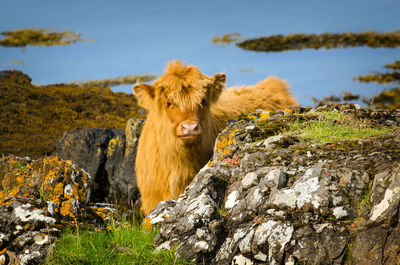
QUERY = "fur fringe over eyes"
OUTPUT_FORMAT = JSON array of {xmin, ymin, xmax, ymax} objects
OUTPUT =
[{"xmin": 154, "ymin": 60, "xmax": 214, "ymax": 110}]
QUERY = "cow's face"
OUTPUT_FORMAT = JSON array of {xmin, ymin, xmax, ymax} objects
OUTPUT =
[
  {"xmin": 161, "ymin": 93, "xmax": 207, "ymax": 143},
  {"xmin": 133, "ymin": 61, "xmax": 225, "ymax": 144}
]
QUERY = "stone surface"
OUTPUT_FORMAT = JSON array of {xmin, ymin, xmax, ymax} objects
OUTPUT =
[
  {"xmin": 55, "ymin": 118, "xmax": 144, "ymax": 207},
  {"xmin": 147, "ymin": 104, "xmax": 400, "ymax": 264},
  {"xmin": 0, "ymin": 156, "xmax": 115, "ymax": 265}
]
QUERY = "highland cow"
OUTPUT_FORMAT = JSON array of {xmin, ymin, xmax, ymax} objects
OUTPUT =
[{"xmin": 133, "ymin": 60, "xmax": 297, "ymax": 214}]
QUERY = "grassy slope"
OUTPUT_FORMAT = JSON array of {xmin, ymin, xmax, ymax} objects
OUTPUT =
[
  {"xmin": 0, "ymin": 70, "xmax": 145, "ymax": 158},
  {"xmin": 45, "ymin": 221, "xmax": 194, "ymax": 265},
  {"xmin": 283, "ymin": 110, "xmax": 397, "ymax": 144}
]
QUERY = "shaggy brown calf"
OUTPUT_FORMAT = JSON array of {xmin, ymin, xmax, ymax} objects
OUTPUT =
[{"xmin": 133, "ymin": 60, "xmax": 297, "ymax": 214}]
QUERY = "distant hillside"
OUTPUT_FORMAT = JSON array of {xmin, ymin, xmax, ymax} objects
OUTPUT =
[{"xmin": 0, "ymin": 70, "xmax": 144, "ymax": 158}]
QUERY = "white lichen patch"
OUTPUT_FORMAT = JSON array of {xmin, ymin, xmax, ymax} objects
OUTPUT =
[
  {"xmin": 270, "ymin": 168, "xmax": 324, "ymax": 210},
  {"xmin": 0, "ymin": 233, "xmax": 6, "ymax": 244},
  {"xmin": 19, "ymin": 251, "xmax": 41, "ymax": 265},
  {"xmin": 64, "ymin": 184, "xmax": 74, "ymax": 196},
  {"xmin": 215, "ymin": 237, "xmax": 232, "ymax": 261},
  {"xmin": 314, "ymin": 223, "xmax": 332, "ymax": 233},
  {"xmin": 253, "ymin": 188, "xmax": 263, "ymax": 201},
  {"xmin": 47, "ymin": 201, "xmax": 57, "ymax": 216},
  {"xmin": 196, "ymin": 228, "xmax": 212, "ymax": 241},
  {"xmin": 14, "ymin": 204, "xmax": 56, "ymax": 224},
  {"xmin": 264, "ymin": 169, "xmax": 287, "ymax": 189},
  {"xmin": 264, "ymin": 135, "xmax": 284, "ymax": 149},
  {"xmin": 266, "ymin": 209, "xmax": 285, "ymax": 217},
  {"xmin": 333, "ymin": 196, "xmax": 342, "ymax": 206},
  {"xmin": 232, "ymin": 228, "xmax": 248, "ymax": 245},
  {"xmin": 333, "ymin": 206, "xmax": 348, "ymax": 219},
  {"xmin": 155, "ymin": 240, "xmax": 173, "ymax": 251},
  {"xmin": 254, "ymin": 220, "xmax": 294, "ymax": 253},
  {"xmin": 194, "ymin": 240, "xmax": 209, "ymax": 252},
  {"xmin": 186, "ymin": 193, "xmax": 216, "ymax": 220},
  {"xmin": 33, "ymin": 233, "xmax": 49, "ymax": 245},
  {"xmin": 232, "ymin": 254, "xmax": 254, "ymax": 265},
  {"xmin": 238, "ymin": 228, "xmax": 255, "ymax": 253},
  {"xmin": 254, "ymin": 252, "xmax": 267, "ymax": 261},
  {"xmin": 241, "ymin": 172, "xmax": 258, "ymax": 188},
  {"xmin": 271, "ymin": 189, "xmax": 297, "ymax": 209},
  {"xmin": 150, "ymin": 215, "xmax": 165, "ymax": 225},
  {"xmin": 370, "ymin": 185, "xmax": 400, "ymax": 221},
  {"xmin": 293, "ymin": 169, "xmax": 321, "ymax": 208},
  {"xmin": 225, "ymin": 190, "xmax": 240, "ymax": 209}
]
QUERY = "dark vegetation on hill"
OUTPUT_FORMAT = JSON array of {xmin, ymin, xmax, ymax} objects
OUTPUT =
[
  {"xmin": 313, "ymin": 60, "xmax": 400, "ymax": 109},
  {"xmin": 0, "ymin": 28, "xmax": 86, "ymax": 49},
  {"xmin": 211, "ymin": 31, "xmax": 400, "ymax": 52},
  {"xmin": 0, "ymin": 70, "xmax": 144, "ymax": 158}
]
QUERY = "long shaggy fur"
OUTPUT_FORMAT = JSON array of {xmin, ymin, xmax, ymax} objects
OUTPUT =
[{"xmin": 134, "ymin": 60, "xmax": 297, "ymax": 214}]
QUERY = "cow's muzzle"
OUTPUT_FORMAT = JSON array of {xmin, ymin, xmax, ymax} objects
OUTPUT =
[{"xmin": 177, "ymin": 121, "xmax": 201, "ymax": 137}]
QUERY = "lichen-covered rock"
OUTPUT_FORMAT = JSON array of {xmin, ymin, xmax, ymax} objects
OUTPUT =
[
  {"xmin": 105, "ymin": 118, "xmax": 144, "ymax": 208},
  {"xmin": 55, "ymin": 117, "xmax": 144, "ymax": 207},
  {"xmin": 0, "ymin": 156, "xmax": 115, "ymax": 265},
  {"xmin": 55, "ymin": 127, "xmax": 124, "ymax": 201},
  {"xmin": 148, "ymin": 104, "xmax": 400, "ymax": 264}
]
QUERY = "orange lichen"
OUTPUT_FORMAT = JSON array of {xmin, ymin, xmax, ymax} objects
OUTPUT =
[
  {"xmin": 0, "ymin": 156, "xmax": 92, "ymax": 223},
  {"xmin": 216, "ymin": 132, "xmax": 237, "ymax": 158},
  {"xmin": 60, "ymin": 199, "xmax": 77, "ymax": 219},
  {"xmin": 260, "ymin": 112, "xmax": 270, "ymax": 120}
]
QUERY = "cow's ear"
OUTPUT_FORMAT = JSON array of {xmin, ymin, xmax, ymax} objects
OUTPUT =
[
  {"xmin": 132, "ymin": 83, "xmax": 155, "ymax": 110},
  {"xmin": 209, "ymin": 73, "xmax": 226, "ymax": 103}
]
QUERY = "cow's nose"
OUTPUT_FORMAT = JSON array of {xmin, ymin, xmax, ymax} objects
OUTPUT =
[{"xmin": 181, "ymin": 122, "xmax": 199, "ymax": 135}]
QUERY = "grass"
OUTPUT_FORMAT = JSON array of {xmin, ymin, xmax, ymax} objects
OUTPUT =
[
  {"xmin": 45, "ymin": 219, "xmax": 194, "ymax": 265},
  {"xmin": 284, "ymin": 111, "xmax": 397, "ymax": 144},
  {"xmin": 12, "ymin": 161, "xmax": 26, "ymax": 173}
]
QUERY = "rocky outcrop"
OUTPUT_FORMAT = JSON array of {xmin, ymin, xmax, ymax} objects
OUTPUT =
[
  {"xmin": 148, "ymin": 105, "xmax": 400, "ymax": 264},
  {"xmin": 55, "ymin": 118, "xmax": 144, "ymax": 208},
  {"xmin": 0, "ymin": 156, "xmax": 115, "ymax": 265}
]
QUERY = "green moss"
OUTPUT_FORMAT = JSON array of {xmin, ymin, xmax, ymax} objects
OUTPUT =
[
  {"xmin": 283, "ymin": 111, "xmax": 398, "ymax": 144},
  {"xmin": 257, "ymin": 119, "xmax": 289, "ymax": 132},
  {"xmin": 218, "ymin": 206, "xmax": 229, "ymax": 217},
  {"xmin": 343, "ymin": 243, "xmax": 353, "ymax": 265},
  {"xmin": 12, "ymin": 161, "xmax": 26, "ymax": 173},
  {"xmin": 356, "ymin": 183, "xmax": 372, "ymax": 217},
  {"xmin": 264, "ymin": 155, "xmax": 272, "ymax": 165}
]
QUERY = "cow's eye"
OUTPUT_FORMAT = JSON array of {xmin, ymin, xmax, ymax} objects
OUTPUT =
[
  {"xmin": 201, "ymin": 98, "xmax": 208, "ymax": 106},
  {"xmin": 166, "ymin": 101, "xmax": 172, "ymax": 108}
]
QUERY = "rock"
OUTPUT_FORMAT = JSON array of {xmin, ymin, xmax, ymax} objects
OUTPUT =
[
  {"xmin": 55, "ymin": 128, "xmax": 123, "ymax": 201},
  {"xmin": 0, "ymin": 156, "xmax": 115, "ymax": 265},
  {"xmin": 105, "ymin": 118, "xmax": 144, "ymax": 208},
  {"xmin": 55, "ymin": 118, "xmax": 144, "ymax": 207},
  {"xmin": 146, "ymin": 104, "xmax": 400, "ymax": 264}
]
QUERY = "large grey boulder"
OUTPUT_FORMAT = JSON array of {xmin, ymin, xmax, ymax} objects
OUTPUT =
[{"xmin": 148, "ymin": 105, "xmax": 400, "ymax": 264}]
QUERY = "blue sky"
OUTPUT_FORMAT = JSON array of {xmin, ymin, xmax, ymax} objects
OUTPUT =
[{"xmin": 1, "ymin": 0, "xmax": 400, "ymax": 106}]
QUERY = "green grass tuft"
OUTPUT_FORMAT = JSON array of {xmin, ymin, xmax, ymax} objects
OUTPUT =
[
  {"xmin": 45, "ymin": 220, "xmax": 194, "ymax": 265},
  {"xmin": 284, "ymin": 111, "xmax": 397, "ymax": 144}
]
